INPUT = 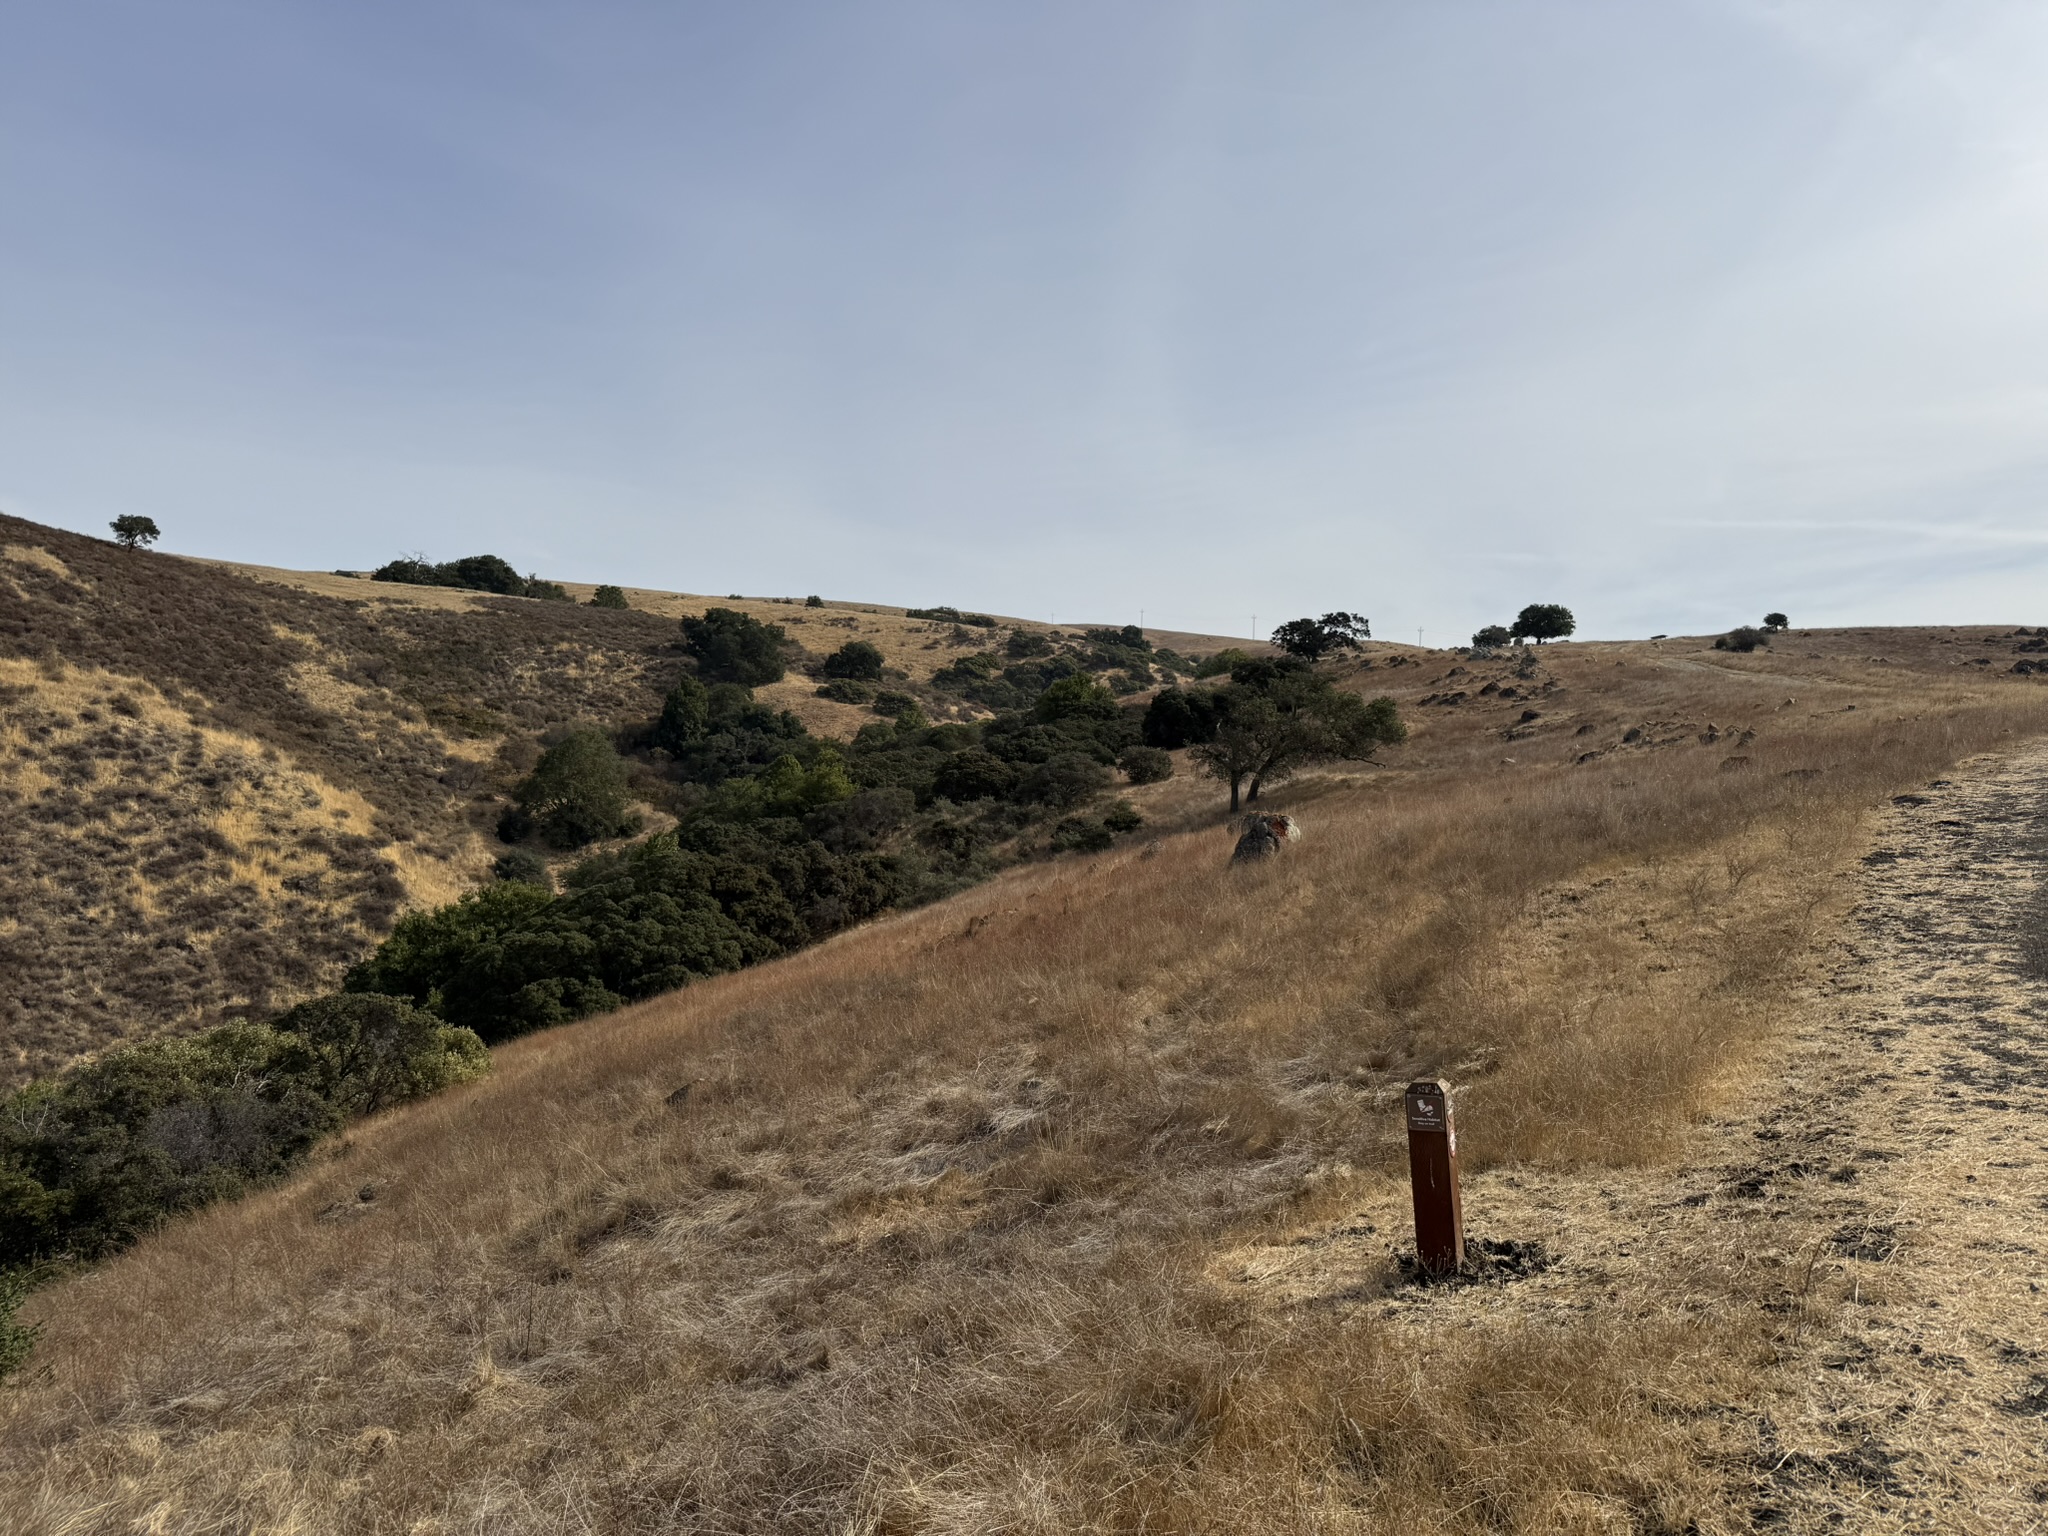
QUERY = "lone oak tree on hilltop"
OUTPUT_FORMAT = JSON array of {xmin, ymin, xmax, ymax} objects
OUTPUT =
[{"xmin": 1511, "ymin": 603, "xmax": 1576, "ymax": 643}]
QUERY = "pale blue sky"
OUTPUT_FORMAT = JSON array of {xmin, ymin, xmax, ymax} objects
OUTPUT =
[{"xmin": 6, "ymin": 2, "xmax": 2048, "ymax": 640}]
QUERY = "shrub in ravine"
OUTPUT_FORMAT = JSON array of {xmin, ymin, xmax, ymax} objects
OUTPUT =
[
  {"xmin": 1119, "ymin": 745, "xmax": 1173, "ymax": 784},
  {"xmin": 503, "ymin": 729, "xmax": 639, "ymax": 849}
]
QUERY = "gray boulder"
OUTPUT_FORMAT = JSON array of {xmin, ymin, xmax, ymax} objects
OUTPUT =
[{"xmin": 1230, "ymin": 813, "xmax": 1301, "ymax": 863}]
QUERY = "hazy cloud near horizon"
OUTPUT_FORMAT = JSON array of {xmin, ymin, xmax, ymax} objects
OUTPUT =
[{"xmin": 5, "ymin": 1, "xmax": 2047, "ymax": 641}]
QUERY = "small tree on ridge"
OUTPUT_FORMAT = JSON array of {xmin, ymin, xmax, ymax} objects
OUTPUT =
[{"xmin": 110, "ymin": 515, "xmax": 160, "ymax": 550}]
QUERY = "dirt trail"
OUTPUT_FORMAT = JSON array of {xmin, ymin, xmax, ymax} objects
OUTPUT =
[
  {"xmin": 1746, "ymin": 741, "xmax": 2048, "ymax": 1528},
  {"xmin": 1225, "ymin": 742, "xmax": 2048, "ymax": 1528}
]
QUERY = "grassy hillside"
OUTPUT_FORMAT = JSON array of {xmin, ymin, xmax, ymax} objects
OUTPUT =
[
  {"xmin": 8, "ymin": 606, "xmax": 2046, "ymax": 1530},
  {"xmin": 0, "ymin": 516, "xmax": 1253, "ymax": 1088},
  {"xmin": 206, "ymin": 556, "xmax": 1246, "ymax": 743}
]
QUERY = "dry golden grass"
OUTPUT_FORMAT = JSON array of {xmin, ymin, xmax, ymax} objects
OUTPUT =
[
  {"xmin": 1, "ymin": 545, "xmax": 76, "ymax": 583},
  {"xmin": 8, "ymin": 630, "xmax": 2047, "ymax": 1530}
]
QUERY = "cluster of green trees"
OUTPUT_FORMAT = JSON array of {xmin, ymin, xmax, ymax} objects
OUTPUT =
[
  {"xmin": 372, "ymin": 553, "xmax": 571, "ymax": 602},
  {"xmin": 1472, "ymin": 603, "xmax": 1576, "ymax": 650},
  {"xmin": 931, "ymin": 642, "xmax": 1078, "ymax": 712},
  {"xmin": 906, "ymin": 605, "xmax": 998, "ymax": 627},
  {"xmin": 362, "ymin": 658, "xmax": 1162, "ymax": 1048},
  {"xmin": 1075, "ymin": 625, "xmax": 1196, "ymax": 692},
  {"xmin": 924, "ymin": 624, "xmax": 1195, "ymax": 711},
  {"xmin": 344, "ymin": 826, "xmax": 899, "ymax": 1040},
  {"xmin": 1, "ymin": 997, "xmax": 486, "ymax": 1272},
  {"xmin": 654, "ymin": 672, "xmax": 814, "ymax": 782},
  {"xmin": 1194, "ymin": 648, "xmax": 1250, "ymax": 678},
  {"xmin": 681, "ymin": 606, "xmax": 793, "ymax": 685},
  {"xmin": 438, "ymin": 610, "xmax": 1190, "ymax": 1047}
]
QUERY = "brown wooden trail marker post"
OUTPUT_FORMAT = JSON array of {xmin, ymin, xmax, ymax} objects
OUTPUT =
[{"xmin": 1405, "ymin": 1079, "xmax": 1464, "ymax": 1275}]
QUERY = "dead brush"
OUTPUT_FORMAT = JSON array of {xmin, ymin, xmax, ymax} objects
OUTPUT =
[{"xmin": 5, "ymin": 647, "xmax": 2048, "ymax": 1530}]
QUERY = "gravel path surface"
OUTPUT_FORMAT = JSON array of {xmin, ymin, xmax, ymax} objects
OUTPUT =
[{"xmin": 1750, "ymin": 742, "xmax": 2048, "ymax": 1530}]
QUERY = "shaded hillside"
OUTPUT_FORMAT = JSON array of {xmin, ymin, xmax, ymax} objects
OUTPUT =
[
  {"xmin": 0, "ymin": 657, "xmax": 400, "ymax": 1082},
  {"xmin": 0, "ymin": 517, "xmax": 679, "ymax": 1083},
  {"xmin": 8, "ymin": 622, "xmax": 2046, "ymax": 1531},
  {"xmin": 2, "ymin": 517, "xmax": 681, "ymax": 833}
]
